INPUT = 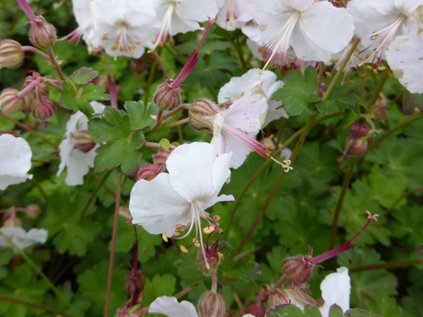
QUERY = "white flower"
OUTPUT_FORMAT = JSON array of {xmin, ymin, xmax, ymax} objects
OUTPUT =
[
  {"xmin": 151, "ymin": 0, "xmax": 219, "ymax": 49},
  {"xmin": 212, "ymin": 89, "xmax": 269, "ymax": 168},
  {"xmin": 129, "ymin": 142, "xmax": 233, "ymax": 261},
  {"xmin": 91, "ymin": 0, "xmax": 157, "ymax": 58},
  {"xmin": 319, "ymin": 267, "xmax": 351, "ymax": 317},
  {"xmin": 348, "ymin": 0, "xmax": 423, "ymax": 63},
  {"xmin": 149, "ymin": 296, "xmax": 253, "ymax": 317},
  {"xmin": 216, "ymin": 0, "xmax": 255, "ymax": 31},
  {"xmin": 218, "ymin": 68, "xmax": 286, "ymax": 126},
  {"xmin": 386, "ymin": 11, "xmax": 423, "ymax": 94},
  {"xmin": 247, "ymin": 0, "xmax": 354, "ymax": 66},
  {"xmin": 0, "ymin": 134, "xmax": 32, "ymax": 190},
  {"xmin": 57, "ymin": 101, "xmax": 105, "ymax": 186},
  {"xmin": 0, "ymin": 227, "xmax": 48, "ymax": 250}
]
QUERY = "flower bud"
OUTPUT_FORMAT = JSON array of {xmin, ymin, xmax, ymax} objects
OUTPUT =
[
  {"xmin": 29, "ymin": 16, "xmax": 57, "ymax": 50},
  {"xmin": 197, "ymin": 291, "xmax": 227, "ymax": 317},
  {"xmin": 0, "ymin": 88, "xmax": 23, "ymax": 114},
  {"xmin": 125, "ymin": 267, "xmax": 144, "ymax": 296},
  {"xmin": 282, "ymin": 256, "xmax": 313, "ymax": 285},
  {"xmin": 267, "ymin": 288, "xmax": 291, "ymax": 308},
  {"xmin": 25, "ymin": 204, "xmax": 41, "ymax": 218},
  {"xmin": 153, "ymin": 80, "xmax": 181, "ymax": 111},
  {"xmin": 152, "ymin": 147, "xmax": 173, "ymax": 165},
  {"xmin": 371, "ymin": 96, "xmax": 388, "ymax": 121},
  {"xmin": 246, "ymin": 300, "xmax": 265, "ymax": 317},
  {"xmin": 344, "ymin": 137, "xmax": 368, "ymax": 157},
  {"xmin": 72, "ymin": 131, "xmax": 96, "ymax": 153},
  {"xmin": 22, "ymin": 91, "xmax": 36, "ymax": 113},
  {"xmin": 268, "ymin": 287, "xmax": 319, "ymax": 310},
  {"xmin": 0, "ymin": 40, "xmax": 24, "ymax": 69},
  {"xmin": 32, "ymin": 97, "xmax": 56, "ymax": 120},
  {"xmin": 3, "ymin": 217, "xmax": 22, "ymax": 228},
  {"xmin": 350, "ymin": 119, "xmax": 369, "ymax": 139},
  {"xmin": 130, "ymin": 57, "xmax": 145, "ymax": 75},
  {"xmin": 189, "ymin": 98, "xmax": 219, "ymax": 131},
  {"xmin": 136, "ymin": 163, "xmax": 164, "ymax": 181}
]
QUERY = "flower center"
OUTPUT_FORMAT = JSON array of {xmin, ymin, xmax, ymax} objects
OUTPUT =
[{"xmin": 110, "ymin": 20, "xmax": 141, "ymax": 54}]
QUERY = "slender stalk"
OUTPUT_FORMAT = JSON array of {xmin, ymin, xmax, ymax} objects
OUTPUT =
[
  {"xmin": 144, "ymin": 64, "xmax": 157, "ymax": 105},
  {"xmin": 234, "ymin": 117, "xmax": 315, "ymax": 254},
  {"xmin": 47, "ymin": 48, "xmax": 65, "ymax": 80},
  {"xmin": 350, "ymin": 258, "xmax": 423, "ymax": 273},
  {"xmin": 79, "ymin": 171, "xmax": 112, "ymax": 219},
  {"xmin": 174, "ymin": 283, "xmax": 198, "ymax": 299},
  {"xmin": 149, "ymin": 117, "xmax": 189, "ymax": 133},
  {"xmin": 21, "ymin": 46, "xmax": 50, "ymax": 61},
  {"xmin": 323, "ymin": 38, "xmax": 360, "ymax": 100},
  {"xmin": 233, "ymin": 36, "xmax": 247, "ymax": 71},
  {"xmin": 329, "ymin": 158, "xmax": 357, "ymax": 248},
  {"xmin": 104, "ymin": 172, "xmax": 122, "ymax": 317},
  {"xmin": 0, "ymin": 231, "xmax": 65, "ymax": 301},
  {"xmin": 367, "ymin": 68, "xmax": 389, "ymax": 106},
  {"xmin": 149, "ymin": 50, "xmax": 169, "ymax": 78},
  {"xmin": 148, "ymin": 109, "xmax": 163, "ymax": 133},
  {"xmin": 387, "ymin": 187, "xmax": 423, "ymax": 211},
  {"xmin": 0, "ymin": 294, "xmax": 72, "ymax": 317}
]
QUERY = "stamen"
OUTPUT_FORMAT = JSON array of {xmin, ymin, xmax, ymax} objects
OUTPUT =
[{"xmin": 270, "ymin": 157, "xmax": 293, "ymax": 172}]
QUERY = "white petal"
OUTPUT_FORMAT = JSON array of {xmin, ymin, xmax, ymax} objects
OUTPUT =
[
  {"xmin": 211, "ymin": 129, "xmax": 252, "ymax": 169},
  {"xmin": 167, "ymin": 142, "xmax": 217, "ymax": 203},
  {"xmin": 386, "ymin": 33, "xmax": 423, "ymax": 93},
  {"xmin": 0, "ymin": 134, "xmax": 32, "ymax": 190},
  {"xmin": 320, "ymin": 267, "xmax": 351, "ymax": 317},
  {"xmin": 0, "ymin": 227, "xmax": 48, "ymax": 249},
  {"xmin": 129, "ymin": 173, "xmax": 191, "ymax": 237},
  {"xmin": 301, "ymin": 2, "xmax": 354, "ymax": 54},
  {"xmin": 64, "ymin": 147, "xmax": 97, "ymax": 186},
  {"xmin": 149, "ymin": 296, "xmax": 198, "ymax": 317},
  {"xmin": 176, "ymin": 0, "xmax": 219, "ymax": 22}
]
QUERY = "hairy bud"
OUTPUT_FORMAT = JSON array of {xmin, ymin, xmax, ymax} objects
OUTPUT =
[
  {"xmin": 198, "ymin": 291, "xmax": 227, "ymax": 317},
  {"xmin": 72, "ymin": 131, "xmax": 96, "ymax": 153},
  {"xmin": 0, "ymin": 40, "xmax": 24, "ymax": 69},
  {"xmin": 371, "ymin": 96, "xmax": 388, "ymax": 120},
  {"xmin": 268, "ymin": 287, "xmax": 320, "ymax": 310},
  {"xmin": 32, "ymin": 97, "xmax": 56, "ymax": 119},
  {"xmin": 189, "ymin": 98, "xmax": 219, "ymax": 131},
  {"xmin": 136, "ymin": 163, "xmax": 164, "ymax": 181},
  {"xmin": 282, "ymin": 256, "xmax": 313, "ymax": 285},
  {"xmin": 153, "ymin": 80, "xmax": 181, "ymax": 111},
  {"xmin": 344, "ymin": 137, "xmax": 368, "ymax": 157},
  {"xmin": 0, "ymin": 88, "xmax": 23, "ymax": 114},
  {"xmin": 29, "ymin": 16, "xmax": 57, "ymax": 50},
  {"xmin": 267, "ymin": 288, "xmax": 291, "ymax": 308},
  {"xmin": 350, "ymin": 119, "xmax": 369, "ymax": 139}
]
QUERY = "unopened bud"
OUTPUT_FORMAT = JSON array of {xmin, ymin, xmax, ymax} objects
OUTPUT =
[
  {"xmin": 72, "ymin": 131, "xmax": 96, "ymax": 153},
  {"xmin": 130, "ymin": 57, "xmax": 145, "ymax": 75},
  {"xmin": 32, "ymin": 97, "xmax": 56, "ymax": 119},
  {"xmin": 198, "ymin": 291, "xmax": 227, "ymax": 317},
  {"xmin": 153, "ymin": 80, "xmax": 181, "ymax": 111},
  {"xmin": 152, "ymin": 147, "xmax": 173, "ymax": 165},
  {"xmin": 268, "ymin": 287, "xmax": 319, "ymax": 310},
  {"xmin": 25, "ymin": 204, "xmax": 41, "ymax": 218},
  {"xmin": 246, "ymin": 300, "xmax": 265, "ymax": 317},
  {"xmin": 29, "ymin": 16, "xmax": 57, "ymax": 50},
  {"xmin": 0, "ymin": 88, "xmax": 23, "ymax": 114},
  {"xmin": 0, "ymin": 40, "xmax": 24, "ymax": 69},
  {"xmin": 125, "ymin": 268, "xmax": 144, "ymax": 295},
  {"xmin": 267, "ymin": 288, "xmax": 291, "ymax": 308},
  {"xmin": 371, "ymin": 96, "xmax": 388, "ymax": 120},
  {"xmin": 282, "ymin": 256, "xmax": 313, "ymax": 285},
  {"xmin": 3, "ymin": 217, "xmax": 22, "ymax": 228},
  {"xmin": 189, "ymin": 98, "xmax": 219, "ymax": 131},
  {"xmin": 350, "ymin": 119, "xmax": 369, "ymax": 139},
  {"xmin": 22, "ymin": 91, "xmax": 36, "ymax": 113},
  {"xmin": 344, "ymin": 137, "xmax": 368, "ymax": 157},
  {"xmin": 136, "ymin": 163, "xmax": 164, "ymax": 181}
]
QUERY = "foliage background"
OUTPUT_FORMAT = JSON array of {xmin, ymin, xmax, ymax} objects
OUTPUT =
[{"xmin": 1, "ymin": 0, "xmax": 423, "ymax": 316}]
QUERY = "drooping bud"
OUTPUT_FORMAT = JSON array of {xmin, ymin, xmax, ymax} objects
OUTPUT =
[
  {"xmin": 136, "ymin": 163, "xmax": 164, "ymax": 181},
  {"xmin": 197, "ymin": 291, "xmax": 227, "ymax": 317},
  {"xmin": 153, "ymin": 80, "xmax": 181, "ymax": 111},
  {"xmin": 344, "ymin": 137, "xmax": 368, "ymax": 157},
  {"xmin": 282, "ymin": 256, "xmax": 313, "ymax": 285},
  {"xmin": 267, "ymin": 287, "xmax": 291, "ymax": 308},
  {"xmin": 29, "ymin": 16, "xmax": 57, "ymax": 50},
  {"xmin": 32, "ymin": 97, "xmax": 56, "ymax": 119},
  {"xmin": 0, "ymin": 88, "xmax": 23, "ymax": 114},
  {"xmin": 189, "ymin": 98, "xmax": 219, "ymax": 131},
  {"xmin": 350, "ymin": 119, "xmax": 369, "ymax": 139},
  {"xmin": 0, "ymin": 40, "xmax": 24, "ymax": 69},
  {"xmin": 25, "ymin": 204, "xmax": 41, "ymax": 218},
  {"xmin": 371, "ymin": 96, "xmax": 388, "ymax": 120},
  {"xmin": 72, "ymin": 131, "xmax": 96, "ymax": 153},
  {"xmin": 21, "ymin": 91, "xmax": 36, "ymax": 113}
]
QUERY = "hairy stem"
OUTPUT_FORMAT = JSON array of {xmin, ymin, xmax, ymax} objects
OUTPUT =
[
  {"xmin": 47, "ymin": 48, "xmax": 65, "ymax": 80},
  {"xmin": 104, "ymin": 172, "xmax": 122, "ymax": 317}
]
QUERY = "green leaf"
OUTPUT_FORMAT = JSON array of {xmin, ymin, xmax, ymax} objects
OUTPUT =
[
  {"xmin": 274, "ymin": 67, "xmax": 318, "ymax": 116},
  {"xmin": 329, "ymin": 305, "xmax": 344, "ymax": 317},
  {"xmin": 124, "ymin": 101, "xmax": 158, "ymax": 130},
  {"xmin": 69, "ymin": 67, "xmax": 99, "ymax": 85},
  {"xmin": 143, "ymin": 274, "xmax": 176, "ymax": 305}
]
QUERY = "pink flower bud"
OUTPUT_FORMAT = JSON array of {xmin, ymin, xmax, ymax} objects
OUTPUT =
[
  {"xmin": 136, "ymin": 163, "xmax": 165, "ymax": 181},
  {"xmin": 71, "ymin": 131, "xmax": 96, "ymax": 153},
  {"xmin": 197, "ymin": 291, "xmax": 227, "ymax": 317},
  {"xmin": 344, "ymin": 137, "xmax": 368, "ymax": 157},
  {"xmin": 153, "ymin": 80, "xmax": 181, "ymax": 111},
  {"xmin": 125, "ymin": 267, "xmax": 144, "ymax": 296},
  {"xmin": 32, "ymin": 97, "xmax": 56, "ymax": 119},
  {"xmin": 282, "ymin": 256, "xmax": 313, "ymax": 285},
  {"xmin": 371, "ymin": 96, "xmax": 388, "ymax": 120},
  {"xmin": 25, "ymin": 204, "xmax": 41, "ymax": 218},
  {"xmin": 189, "ymin": 98, "xmax": 219, "ymax": 131},
  {"xmin": 29, "ymin": 16, "xmax": 57, "ymax": 50},
  {"xmin": 246, "ymin": 299, "xmax": 266, "ymax": 317},
  {"xmin": 152, "ymin": 147, "xmax": 173, "ymax": 165},
  {"xmin": 0, "ymin": 88, "xmax": 23, "ymax": 114},
  {"xmin": 350, "ymin": 119, "xmax": 369, "ymax": 139},
  {"xmin": 0, "ymin": 40, "xmax": 24, "ymax": 70},
  {"xmin": 268, "ymin": 287, "xmax": 319, "ymax": 310}
]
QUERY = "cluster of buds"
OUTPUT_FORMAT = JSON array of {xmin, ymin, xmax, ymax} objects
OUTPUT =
[
  {"xmin": 0, "ymin": 40, "xmax": 24, "ymax": 70},
  {"xmin": 342, "ymin": 118, "xmax": 370, "ymax": 158},
  {"xmin": 136, "ymin": 146, "xmax": 174, "ymax": 181},
  {"xmin": 197, "ymin": 291, "xmax": 227, "ymax": 317}
]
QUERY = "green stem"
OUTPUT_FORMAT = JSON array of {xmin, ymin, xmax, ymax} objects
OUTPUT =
[
  {"xmin": 350, "ymin": 258, "xmax": 423, "ymax": 273},
  {"xmin": 387, "ymin": 187, "xmax": 423, "ymax": 211},
  {"xmin": 0, "ymin": 232, "xmax": 65, "ymax": 301},
  {"xmin": 367, "ymin": 68, "xmax": 389, "ymax": 106},
  {"xmin": 233, "ymin": 36, "xmax": 248, "ymax": 71},
  {"xmin": 104, "ymin": 172, "xmax": 122, "ymax": 317},
  {"xmin": 79, "ymin": 171, "xmax": 112, "ymax": 219},
  {"xmin": 329, "ymin": 158, "xmax": 357, "ymax": 248},
  {"xmin": 234, "ymin": 117, "xmax": 315, "ymax": 254},
  {"xmin": 0, "ymin": 294, "xmax": 72, "ymax": 317},
  {"xmin": 144, "ymin": 64, "xmax": 157, "ymax": 105},
  {"xmin": 47, "ymin": 48, "xmax": 65, "ymax": 81}
]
